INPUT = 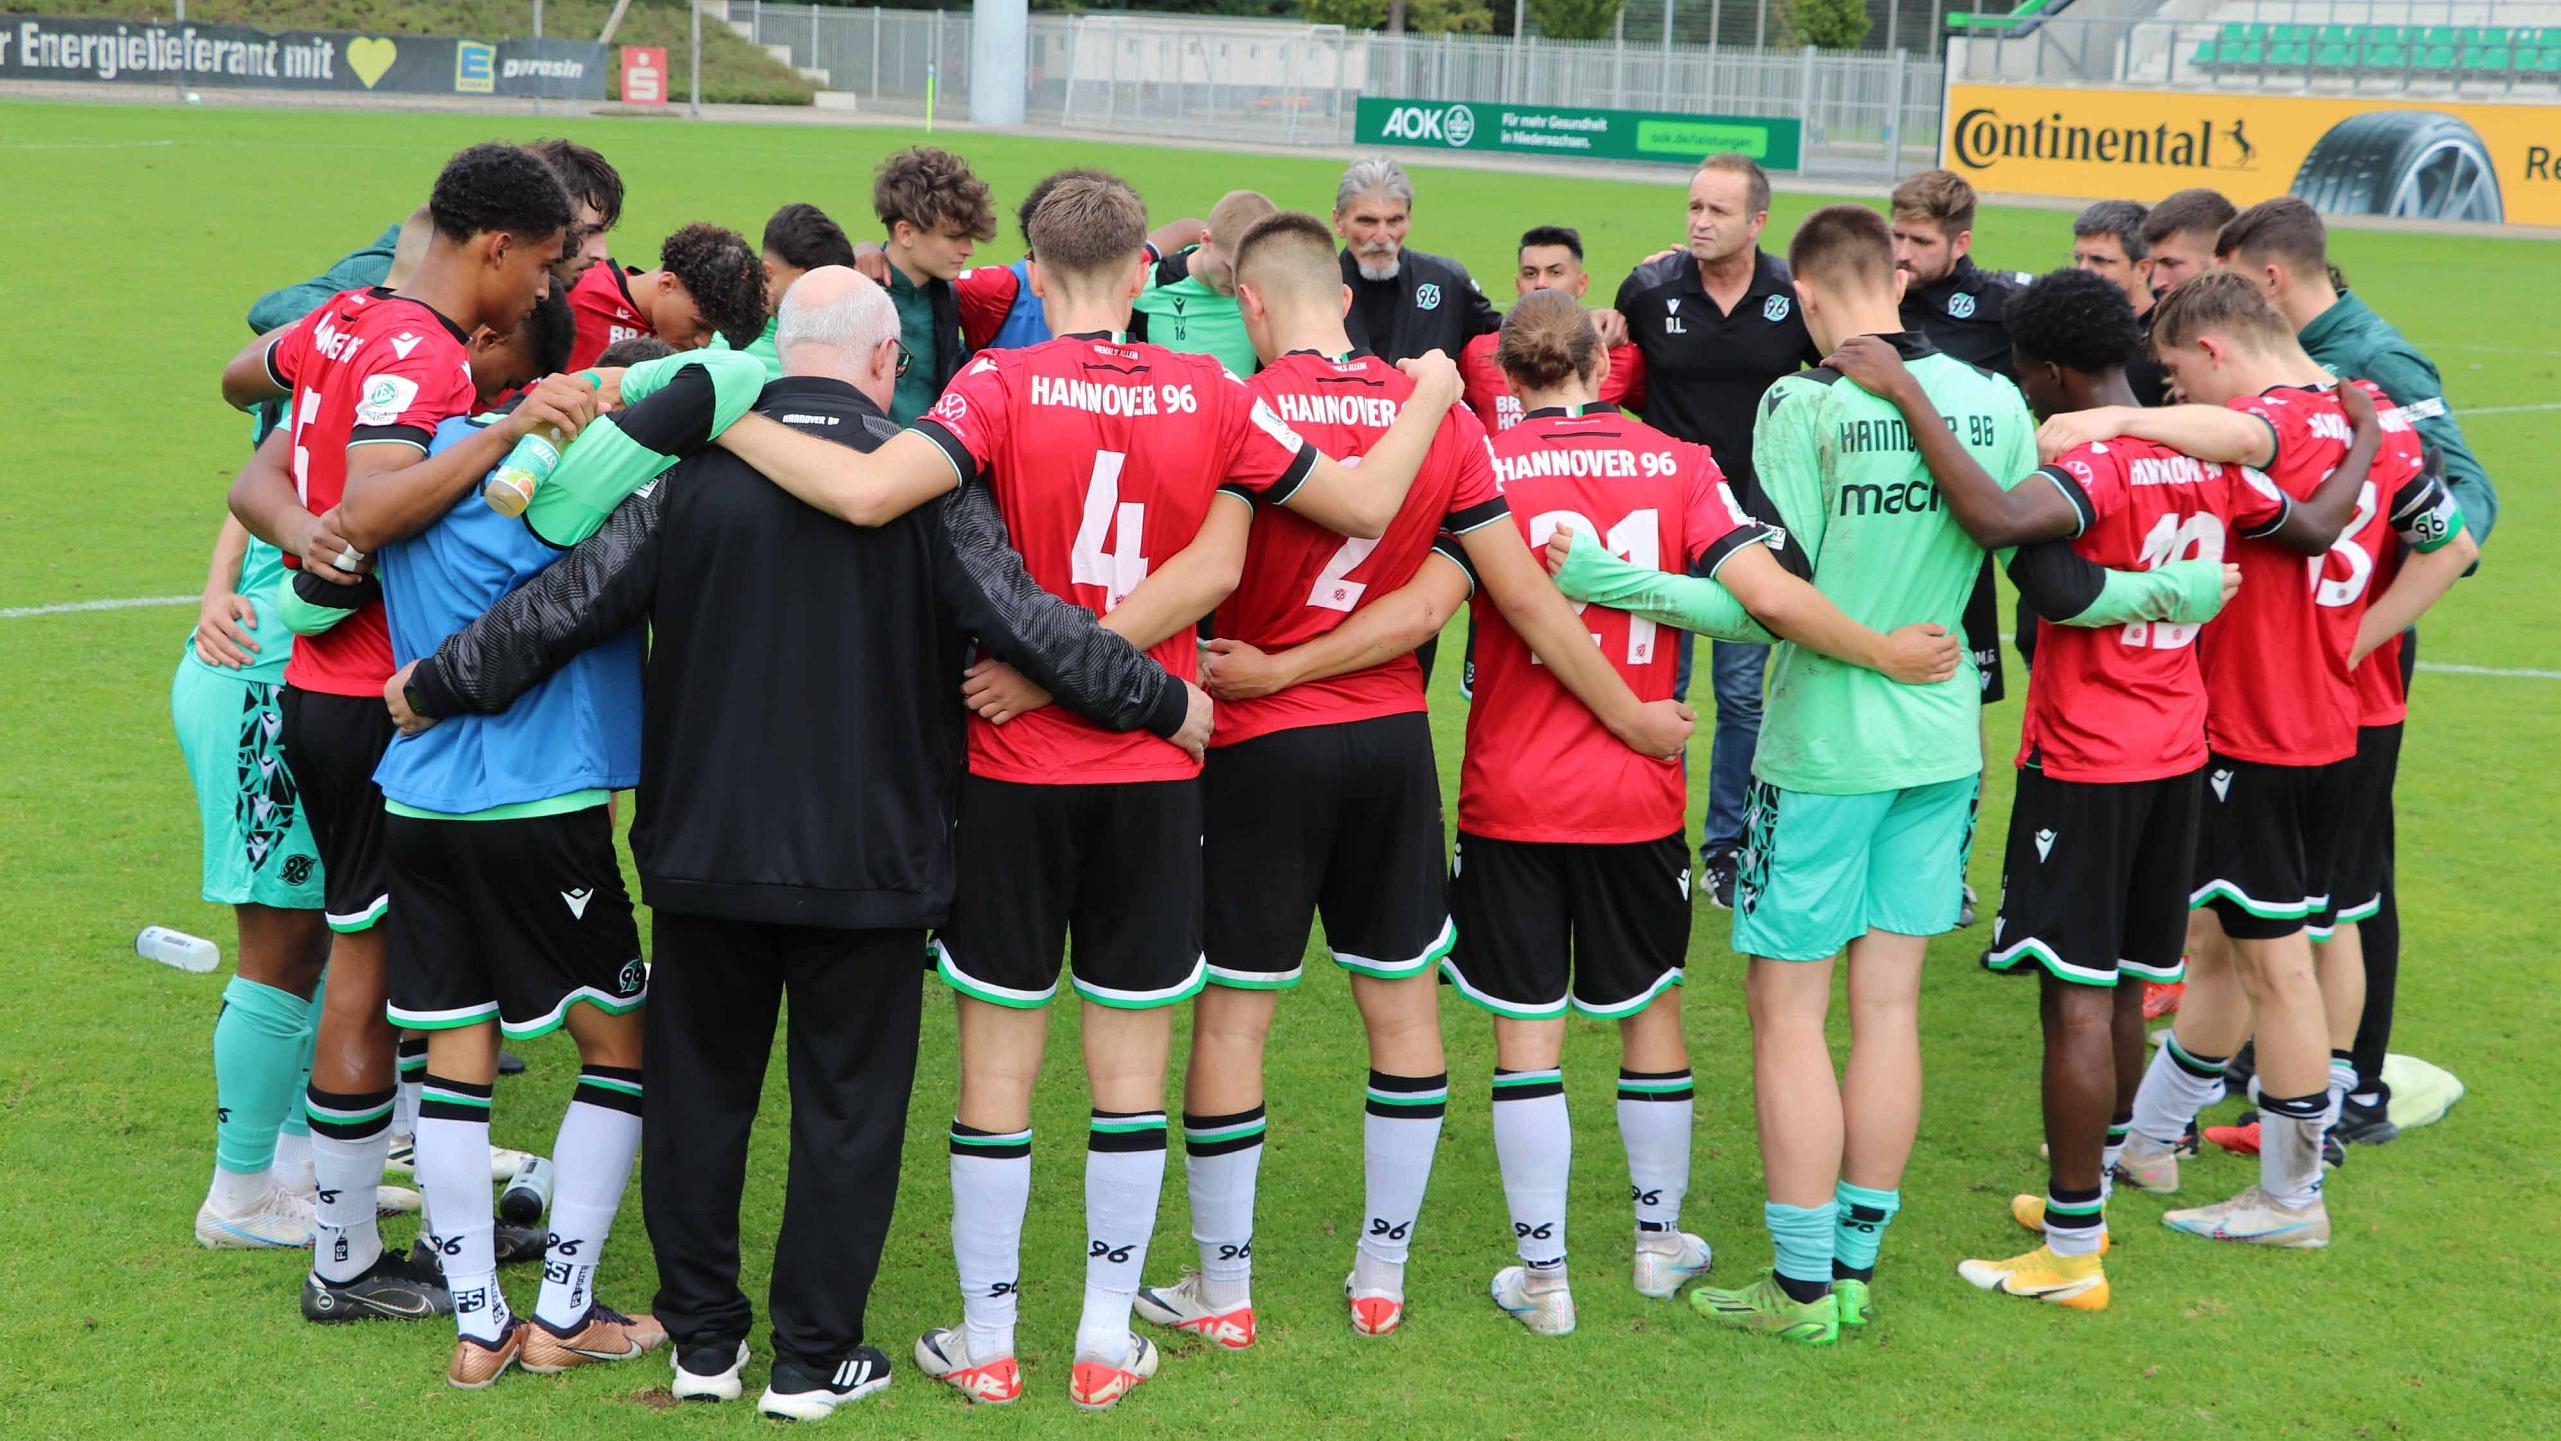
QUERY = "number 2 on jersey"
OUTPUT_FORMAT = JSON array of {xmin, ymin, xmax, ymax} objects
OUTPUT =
[
  {"xmin": 1070, "ymin": 450, "xmax": 1148, "ymax": 610},
  {"xmin": 1527, "ymin": 508, "xmax": 1662, "ymax": 664},
  {"xmin": 2123, "ymin": 511, "xmax": 2227, "ymax": 651}
]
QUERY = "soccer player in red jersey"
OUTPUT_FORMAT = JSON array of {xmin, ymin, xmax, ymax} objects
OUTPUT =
[
  {"xmin": 1058, "ymin": 214, "xmax": 1688, "ymax": 1349},
  {"xmin": 221, "ymin": 143, "xmax": 596, "ymax": 1329},
  {"xmin": 526, "ymin": 138, "xmax": 622, "ymax": 289},
  {"xmin": 2036, "ymin": 272, "xmax": 2448, "ymax": 1247},
  {"xmin": 1424, "ymin": 292, "xmax": 1952, "ymax": 1334},
  {"xmin": 563, "ymin": 221, "xmax": 766, "ymax": 371},
  {"xmin": 1458, "ymin": 226, "xmax": 1645, "ymax": 435},
  {"xmin": 1828, "ymin": 268, "xmax": 2375, "ymax": 1307},
  {"xmin": 704, "ymin": 176, "xmax": 1515, "ymax": 1410}
]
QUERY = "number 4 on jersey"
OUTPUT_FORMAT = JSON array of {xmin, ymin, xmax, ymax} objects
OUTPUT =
[{"xmin": 1071, "ymin": 450, "xmax": 1148, "ymax": 610}]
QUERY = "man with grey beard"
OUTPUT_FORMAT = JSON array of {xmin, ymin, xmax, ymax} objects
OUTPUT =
[{"xmin": 1332, "ymin": 156, "xmax": 1502, "ymax": 365}]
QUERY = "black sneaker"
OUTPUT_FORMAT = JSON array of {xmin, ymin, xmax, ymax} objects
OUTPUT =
[
  {"xmin": 2334, "ymin": 1094, "xmax": 2400, "ymax": 1146},
  {"xmin": 760, "ymin": 1347, "xmax": 892, "ymax": 1420},
  {"xmin": 491, "ymin": 1221, "xmax": 549, "ymax": 1265},
  {"xmin": 301, "ymin": 1246, "xmax": 454, "ymax": 1323},
  {"xmin": 2322, "ymin": 1131, "xmax": 2348, "ymax": 1170},
  {"xmin": 673, "ymin": 1338, "xmax": 750, "ymax": 1403},
  {"xmin": 497, "ymin": 1048, "xmax": 527, "ymax": 1076},
  {"xmin": 2222, "ymin": 1040, "xmax": 2256, "ymax": 1097},
  {"xmin": 1702, "ymin": 852, "xmax": 1737, "ymax": 911}
]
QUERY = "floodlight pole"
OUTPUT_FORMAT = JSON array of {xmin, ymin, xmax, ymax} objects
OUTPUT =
[
  {"xmin": 971, "ymin": 0, "xmax": 1028, "ymax": 125},
  {"xmin": 689, "ymin": 0, "xmax": 703, "ymax": 118}
]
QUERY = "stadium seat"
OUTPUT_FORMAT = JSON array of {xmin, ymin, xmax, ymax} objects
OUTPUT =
[
  {"xmin": 2462, "ymin": 45, "xmax": 2513, "ymax": 75},
  {"xmin": 2270, "ymin": 39, "xmax": 2311, "ymax": 67},
  {"xmin": 2314, "ymin": 42, "xmax": 2351, "ymax": 68}
]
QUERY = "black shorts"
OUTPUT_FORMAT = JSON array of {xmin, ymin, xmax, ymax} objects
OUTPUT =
[
  {"xmin": 1987, "ymin": 766, "xmax": 2200, "ymax": 987},
  {"xmin": 1964, "ymin": 557, "xmax": 2007, "ymax": 705},
  {"xmin": 1204, "ymin": 713, "xmax": 1452, "ymax": 989},
  {"xmin": 382, "ymin": 806, "xmax": 646, "ymax": 1039},
  {"xmin": 933, "ymin": 776, "xmax": 1205, "ymax": 1010},
  {"xmin": 1445, "ymin": 831, "xmax": 1692, "ymax": 1020},
  {"xmin": 2191, "ymin": 752, "xmax": 2348, "ymax": 940},
  {"xmin": 2313, "ymin": 723, "xmax": 2401, "ymax": 936},
  {"xmin": 277, "ymin": 686, "xmax": 393, "ymax": 933}
]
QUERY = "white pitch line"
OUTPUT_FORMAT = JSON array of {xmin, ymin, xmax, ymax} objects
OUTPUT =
[
  {"xmin": 2457, "ymin": 400, "xmax": 2561, "ymax": 417},
  {"xmin": 6, "ymin": 595, "xmax": 2552, "ymax": 679},
  {"xmin": 0, "ymin": 138, "xmax": 177, "ymax": 151},
  {"xmin": 0, "ymin": 594, "xmax": 196, "ymax": 619}
]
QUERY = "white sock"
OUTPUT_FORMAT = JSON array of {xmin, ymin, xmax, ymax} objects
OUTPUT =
[
  {"xmin": 950, "ymin": 1123, "xmax": 1031, "ymax": 1360},
  {"xmin": 304, "ymin": 1084, "xmax": 393, "ymax": 1283},
  {"xmin": 2326, "ymin": 1051, "xmax": 2357, "ymax": 1129},
  {"xmin": 1182, "ymin": 1106, "xmax": 1264, "ymax": 1310},
  {"xmin": 271, "ymin": 1129, "xmax": 314, "ymax": 1193},
  {"xmin": 1616, "ymin": 1068, "xmax": 1693, "ymax": 1241},
  {"xmin": 391, "ymin": 1036, "xmax": 427, "ymax": 1147},
  {"xmin": 417, "ymin": 1076, "xmax": 506, "ymax": 1342},
  {"xmin": 208, "ymin": 1162, "xmax": 270, "ymax": 1210},
  {"xmin": 2128, "ymin": 1033, "xmax": 2226, "ymax": 1148},
  {"xmin": 1356, "ymin": 1070, "xmax": 1446, "ymax": 1294},
  {"xmin": 2260, "ymin": 1090, "xmax": 2329, "ymax": 1208},
  {"xmin": 1077, "ymin": 1111, "xmax": 1168, "ymax": 1366},
  {"xmin": 1492, "ymin": 1069, "xmax": 1569, "ymax": 1269},
  {"xmin": 536, "ymin": 1068, "xmax": 644, "ymax": 1328},
  {"xmin": 2100, "ymin": 1118, "xmax": 2131, "ymax": 1205}
]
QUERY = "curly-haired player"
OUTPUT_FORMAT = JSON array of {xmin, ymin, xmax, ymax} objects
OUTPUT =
[
  {"xmin": 566, "ymin": 221, "xmax": 766, "ymax": 371},
  {"xmin": 871, "ymin": 145, "xmax": 997, "ymax": 421}
]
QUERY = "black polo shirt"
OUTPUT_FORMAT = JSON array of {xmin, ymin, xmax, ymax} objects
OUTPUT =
[
  {"xmin": 2128, "ymin": 302, "xmax": 2173, "ymax": 407},
  {"xmin": 1901, "ymin": 255, "xmax": 2030, "ymax": 382},
  {"xmin": 1615, "ymin": 248, "xmax": 1817, "ymax": 513}
]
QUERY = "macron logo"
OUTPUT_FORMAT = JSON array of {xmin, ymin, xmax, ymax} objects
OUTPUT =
[
  {"xmin": 389, "ymin": 333, "xmax": 423, "ymax": 360},
  {"xmin": 2209, "ymin": 769, "xmax": 2234, "ymax": 803},
  {"xmin": 2034, "ymin": 828, "xmax": 2057, "ymax": 863},
  {"xmin": 562, "ymin": 887, "xmax": 593, "ymax": 920}
]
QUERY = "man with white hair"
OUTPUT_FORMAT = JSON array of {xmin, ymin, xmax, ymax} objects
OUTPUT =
[
  {"xmin": 390, "ymin": 265, "xmax": 1213, "ymax": 1420},
  {"xmin": 1333, "ymin": 156, "xmax": 1503, "ymax": 366}
]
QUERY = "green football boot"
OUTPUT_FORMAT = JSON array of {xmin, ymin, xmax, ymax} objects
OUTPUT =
[{"xmin": 1687, "ymin": 1274, "xmax": 1838, "ymax": 1346}]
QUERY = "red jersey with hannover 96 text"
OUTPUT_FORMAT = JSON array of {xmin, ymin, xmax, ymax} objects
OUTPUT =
[
  {"xmin": 2201, "ymin": 381, "xmax": 2427, "ymax": 766},
  {"xmin": 1461, "ymin": 407, "xmax": 1763, "ymax": 844},
  {"xmin": 263, "ymin": 286, "xmax": 478, "ymax": 696},
  {"xmin": 566, "ymin": 261, "xmax": 650, "ymax": 372},
  {"xmin": 915, "ymin": 333, "xmax": 1315, "ymax": 784},
  {"xmin": 1217, "ymin": 349, "xmax": 1510, "ymax": 746},
  {"xmin": 2021, "ymin": 437, "xmax": 2288, "ymax": 782},
  {"xmin": 1459, "ymin": 331, "xmax": 1645, "ymax": 435}
]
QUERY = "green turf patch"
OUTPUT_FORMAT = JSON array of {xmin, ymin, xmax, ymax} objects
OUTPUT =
[{"xmin": 1, "ymin": 97, "xmax": 2554, "ymax": 1438}]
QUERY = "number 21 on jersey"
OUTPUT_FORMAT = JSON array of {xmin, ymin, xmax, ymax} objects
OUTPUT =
[{"xmin": 1527, "ymin": 508, "xmax": 1661, "ymax": 664}]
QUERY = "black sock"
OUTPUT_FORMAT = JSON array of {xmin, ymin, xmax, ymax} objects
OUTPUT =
[{"xmin": 1773, "ymin": 1270, "xmax": 1832, "ymax": 1304}]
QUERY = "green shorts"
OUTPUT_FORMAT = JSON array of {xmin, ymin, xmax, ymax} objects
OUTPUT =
[
  {"xmin": 1731, "ymin": 775, "xmax": 1977, "ymax": 962},
  {"xmin": 171, "ymin": 658, "xmax": 324, "ymax": 910}
]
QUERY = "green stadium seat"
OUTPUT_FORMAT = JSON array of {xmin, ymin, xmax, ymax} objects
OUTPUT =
[
  {"xmin": 2270, "ymin": 40, "xmax": 2311, "ymax": 66},
  {"xmin": 2419, "ymin": 26, "xmax": 2461, "ymax": 49},
  {"xmin": 2219, "ymin": 21, "xmax": 2249, "ymax": 41},
  {"xmin": 2462, "ymin": 46, "xmax": 2513, "ymax": 74},
  {"xmin": 2364, "ymin": 42, "xmax": 2409, "ymax": 68},
  {"xmin": 2192, "ymin": 38, "xmax": 2218, "ymax": 68},
  {"xmin": 2316, "ymin": 24, "xmax": 2353, "ymax": 45},
  {"xmin": 2219, "ymin": 40, "xmax": 2265, "ymax": 66},
  {"xmin": 2314, "ymin": 42, "xmax": 2352, "ymax": 68}
]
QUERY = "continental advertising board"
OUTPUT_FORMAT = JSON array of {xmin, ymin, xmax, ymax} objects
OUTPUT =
[{"xmin": 1941, "ymin": 83, "xmax": 2560, "ymax": 228}]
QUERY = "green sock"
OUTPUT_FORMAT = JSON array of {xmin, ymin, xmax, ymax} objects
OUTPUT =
[
  {"xmin": 212, "ymin": 975, "xmax": 313, "ymax": 1175},
  {"xmin": 1832, "ymin": 1181, "xmax": 1901, "ymax": 1282}
]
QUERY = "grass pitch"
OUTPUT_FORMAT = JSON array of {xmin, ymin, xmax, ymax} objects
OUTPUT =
[{"xmin": 1, "ymin": 97, "xmax": 2556, "ymax": 1440}]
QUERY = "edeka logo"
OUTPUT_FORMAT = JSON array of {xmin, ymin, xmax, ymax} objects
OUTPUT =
[
  {"xmin": 455, "ymin": 40, "xmax": 495, "ymax": 95},
  {"xmin": 1950, "ymin": 107, "xmax": 2258, "ymax": 174},
  {"xmin": 1377, "ymin": 103, "xmax": 1477, "ymax": 148}
]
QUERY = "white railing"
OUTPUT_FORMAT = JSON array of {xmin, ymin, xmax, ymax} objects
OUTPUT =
[{"xmin": 734, "ymin": 4, "xmax": 1942, "ymax": 179}]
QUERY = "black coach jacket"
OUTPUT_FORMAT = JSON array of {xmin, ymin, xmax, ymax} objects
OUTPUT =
[
  {"xmin": 1338, "ymin": 247, "xmax": 1502, "ymax": 365},
  {"xmin": 407, "ymin": 375, "xmax": 1189, "ymax": 931}
]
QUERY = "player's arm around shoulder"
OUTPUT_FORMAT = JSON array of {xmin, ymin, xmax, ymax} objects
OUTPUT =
[{"xmin": 1751, "ymin": 371, "xmax": 1833, "ymax": 565}]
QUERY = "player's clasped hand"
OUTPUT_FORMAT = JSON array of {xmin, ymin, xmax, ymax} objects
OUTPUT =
[
  {"xmin": 2035, "ymin": 405, "xmax": 2126, "ymax": 464},
  {"xmin": 193, "ymin": 588, "xmax": 260, "ymax": 668},
  {"xmin": 291, "ymin": 505, "xmax": 368, "ymax": 585},
  {"xmin": 1200, "ymin": 637, "xmax": 1288, "ymax": 701},
  {"xmin": 1824, "ymin": 334, "xmax": 1922, "ymax": 403},
  {"xmin": 1171, "ymin": 681, "xmax": 1214, "ymax": 763},
  {"xmin": 1618, "ymin": 698, "xmax": 1695, "ymax": 761},
  {"xmin": 383, "ymin": 659, "xmax": 435, "ymax": 736},
  {"xmin": 961, "ymin": 658, "xmax": 1053, "ymax": 727},
  {"xmin": 1883, "ymin": 622, "xmax": 1963, "ymax": 685},
  {"xmin": 1543, "ymin": 523, "xmax": 1580, "ymax": 577},
  {"xmin": 1396, "ymin": 348, "xmax": 1463, "ymax": 409},
  {"xmin": 508, "ymin": 371, "xmax": 600, "ymax": 443},
  {"xmin": 2221, "ymin": 562, "xmax": 2244, "ymax": 606}
]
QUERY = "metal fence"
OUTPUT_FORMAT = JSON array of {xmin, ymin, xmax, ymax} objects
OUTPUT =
[
  {"xmin": 1949, "ymin": 12, "xmax": 2561, "ymax": 95},
  {"xmin": 733, "ymin": 3, "xmax": 1942, "ymax": 179}
]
